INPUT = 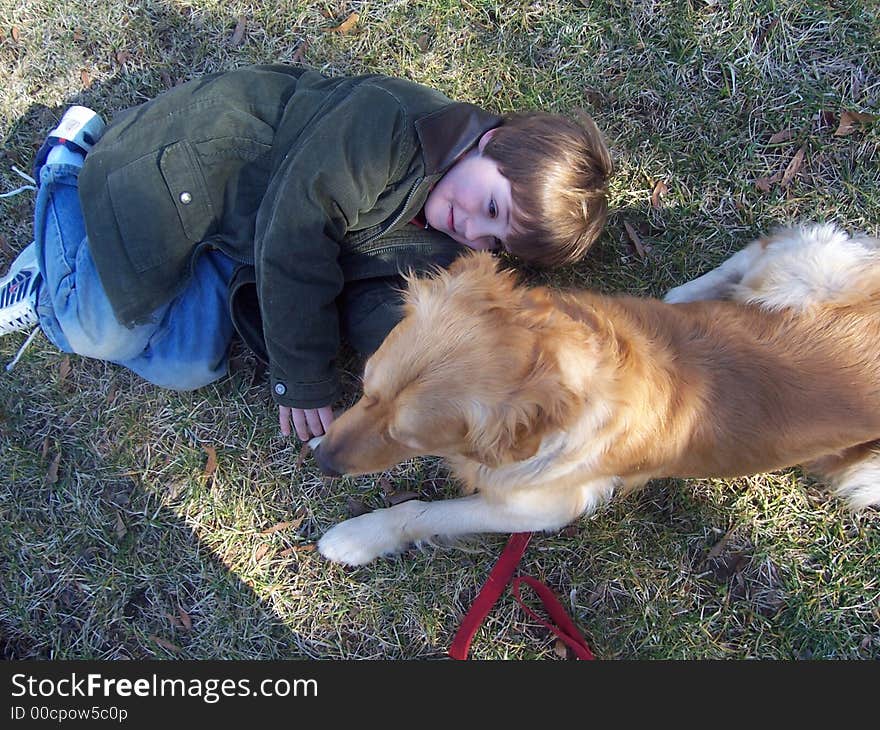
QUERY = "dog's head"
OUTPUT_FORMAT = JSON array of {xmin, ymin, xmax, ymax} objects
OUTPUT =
[{"xmin": 314, "ymin": 252, "xmax": 586, "ymax": 477}]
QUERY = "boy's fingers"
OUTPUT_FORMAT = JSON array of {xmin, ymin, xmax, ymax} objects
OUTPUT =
[
  {"xmin": 279, "ymin": 406, "xmax": 291, "ymax": 436},
  {"xmin": 318, "ymin": 406, "xmax": 335, "ymax": 432},
  {"xmin": 305, "ymin": 409, "xmax": 324, "ymax": 437},
  {"xmin": 291, "ymin": 409, "xmax": 310, "ymax": 441}
]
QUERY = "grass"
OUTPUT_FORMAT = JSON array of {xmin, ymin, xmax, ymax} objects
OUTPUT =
[{"xmin": 1, "ymin": 0, "xmax": 879, "ymax": 659}]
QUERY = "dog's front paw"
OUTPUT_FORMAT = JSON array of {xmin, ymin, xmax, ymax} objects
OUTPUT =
[
  {"xmin": 663, "ymin": 283, "xmax": 699, "ymax": 303},
  {"xmin": 317, "ymin": 508, "xmax": 412, "ymax": 566}
]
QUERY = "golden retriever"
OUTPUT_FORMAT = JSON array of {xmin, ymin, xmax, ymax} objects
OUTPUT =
[{"xmin": 315, "ymin": 223, "xmax": 880, "ymax": 565}]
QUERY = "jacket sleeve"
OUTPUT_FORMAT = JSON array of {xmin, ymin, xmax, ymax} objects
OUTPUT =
[{"xmin": 254, "ymin": 84, "xmax": 415, "ymax": 408}]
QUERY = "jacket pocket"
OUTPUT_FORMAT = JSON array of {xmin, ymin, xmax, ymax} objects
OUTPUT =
[{"xmin": 108, "ymin": 140, "xmax": 217, "ymax": 273}]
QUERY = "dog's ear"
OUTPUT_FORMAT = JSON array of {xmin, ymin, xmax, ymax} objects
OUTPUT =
[{"xmin": 465, "ymin": 355, "xmax": 579, "ymax": 467}]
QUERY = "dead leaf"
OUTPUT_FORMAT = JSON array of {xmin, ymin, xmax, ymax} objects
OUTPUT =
[
  {"xmin": 386, "ymin": 490, "xmax": 419, "ymax": 506},
  {"xmin": 650, "ymin": 180, "xmax": 668, "ymax": 209},
  {"xmin": 260, "ymin": 517, "xmax": 304, "ymax": 535},
  {"xmin": 347, "ymin": 498, "xmax": 371, "ymax": 517},
  {"xmin": 80, "ymin": 69, "xmax": 92, "ymax": 88},
  {"xmin": 45, "ymin": 452, "xmax": 61, "ymax": 484},
  {"xmin": 254, "ymin": 544, "xmax": 270, "ymax": 562},
  {"xmin": 623, "ymin": 221, "xmax": 647, "ymax": 261},
  {"xmin": 115, "ymin": 50, "xmax": 131, "ymax": 66},
  {"xmin": 705, "ymin": 526, "xmax": 736, "ymax": 561},
  {"xmin": 326, "ymin": 12, "xmax": 359, "ymax": 34},
  {"xmin": 0, "ymin": 234, "xmax": 14, "ymax": 258},
  {"xmin": 114, "ymin": 512, "xmax": 127, "ymax": 539},
  {"xmin": 780, "ymin": 144, "xmax": 806, "ymax": 188},
  {"xmin": 10, "ymin": 26, "xmax": 19, "ymax": 42},
  {"xmin": 562, "ymin": 524, "xmax": 580, "ymax": 538},
  {"xmin": 58, "ymin": 356, "xmax": 71, "ymax": 384},
  {"xmin": 294, "ymin": 441, "xmax": 309, "ymax": 469},
  {"xmin": 553, "ymin": 638, "xmax": 571, "ymax": 659},
  {"xmin": 230, "ymin": 15, "xmax": 246, "ymax": 46},
  {"xmin": 291, "ymin": 40, "xmax": 309, "ymax": 63},
  {"xmin": 178, "ymin": 608, "xmax": 192, "ymax": 631},
  {"xmin": 754, "ymin": 171, "xmax": 781, "ymax": 193},
  {"xmin": 73, "ymin": 30, "xmax": 83, "ymax": 42},
  {"xmin": 202, "ymin": 445, "xmax": 217, "ymax": 478},
  {"xmin": 767, "ymin": 129, "xmax": 793, "ymax": 145},
  {"xmin": 279, "ymin": 544, "xmax": 316, "ymax": 557},
  {"xmin": 149, "ymin": 635, "xmax": 181, "ymax": 653},
  {"xmin": 416, "ymin": 34, "xmax": 429, "ymax": 52},
  {"xmin": 165, "ymin": 612, "xmax": 183, "ymax": 629},
  {"xmin": 40, "ymin": 437, "xmax": 50, "ymax": 460},
  {"xmin": 834, "ymin": 110, "xmax": 878, "ymax": 137},
  {"xmin": 160, "ymin": 70, "xmax": 174, "ymax": 89}
]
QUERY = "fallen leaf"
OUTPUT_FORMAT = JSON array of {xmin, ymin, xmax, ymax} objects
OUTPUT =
[
  {"xmin": 834, "ymin": 110, "xmax": 878, "ymax": 137},
  {"xmin": 115, "ymin": 50, "xmax": 131, "ymax": 66},
  {"xmin": 553, "ymin": 638, "xmax": 571, "ymax": 659},
  {"xmin": 650, "ymin": 180, "xmax": 668, "ymax": 208},
  {"xmin": 817, "ymin": 109, "xmax": 836, "ymax": 127},
  {"xmin": 294, "ymin": 441, "xmax": 309, "ymax": 469},
  {"xmin": 58, "ymin": 356, "xmax": 71, "ymax": 383},
  {"xmin": 45, "ymin": 452, "xmax": 61, "ymax": 484},
  {"xmin": 260, "ymin": 517, "xmax": 304, "ymax": 535},
  {"xmin": 780, "ymin": 144, "xmax": 806, "ymax": 188},
  {"xmin": 705, "ymin": 526, "xmax": 736, "ymax": 561},
  {"xmin": 767, "ymin": 129, "xmax": 793, "ymax": 145},
  {"xmin": 416, "ymin": 34, "xmax": 429, "ymax": 52},
  {"xmin": 202, "ymin": 445, "xmax": 217, "ymax": 478},
  {"xmin": 347, "ymin": 498, "xmax": 371, "ymax": 517},
  {"xmin": 754, "ymin": 171, "xmax": 781, "ymax": 193},
  {"xmin": 326, "ymin": 12, "xmax": 359, "ymax": 34},
  {"xmin": 386, "ymin": 490, "xmax": 419, "ymax": 506},
  {"xmin": 80, "ymin": 69, "xmax": 92, "ymax": 88},
  {"xmin": 165, "ymin": 612, "xmax": 183, "ymax": 629},
  {"xmin": 114, "ymin": 512, "xmax": 127, "ymax": 539},
  {"xmin": 41, "ymin": 437, "xmax": 50, "ymax": 460},
  {"xmin": 562, "ymin": 524, "xmax": 580, "ymax": 538},
  {"xmin": 178, "ymin": 608, "xmax": 192, "ymax": 631},
  {"xmin": 160, "ymin": 70, "xmax": 173, "ymax": 89},
  {"xmin": 230, "ymin": 15, "xmax": 246, "ymax": 46},
  {"xmin": 254, "ymin": 544, "xmax": 270, "ymax": 562},
  {"xmin": 623, "ymin": 221, "xmax": 647, "ymax": 261},
  {"xmin": 291, "ymin": 40, "xmax": 309, "ymax": 63},
  {"xmin": 149, "ymin": 635, "xmax": 181, "ymax": 653},
  {"xmin": 279, "ymin": 544, "xmax": 316, "ymax": 556},
  {"xmin": 10, "ymin": 26, "xmax": 19, "ymax": 42},
  {"xmin": 73, "ymin": 30, "xmax": 83, "ymax": 42},
  {"xmin": 0, "ymin": 234, "xmax": 14, "ymax": 258}
]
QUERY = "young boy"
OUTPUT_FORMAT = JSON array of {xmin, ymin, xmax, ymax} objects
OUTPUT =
[{"xmin": 0, "ymin": 65, "xmax": 612, "ymax": 441}]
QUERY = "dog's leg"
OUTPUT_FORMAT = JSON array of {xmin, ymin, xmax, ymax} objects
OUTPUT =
[
  {"xmin": 664, "ymin": 242, "xmax": 765, "ymax": 303},
  {"xmin": 318, "ymin": 479, "xmax": 616, "ymax": 566},
  {"xmin": 806, "ymin": 441, "xmax": 880, "ymax": 511}
]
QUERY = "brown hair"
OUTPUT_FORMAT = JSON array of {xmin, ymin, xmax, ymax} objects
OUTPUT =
[{"xmin": 483, "ymin": 111, "xmax": 613, "ymax": 267}]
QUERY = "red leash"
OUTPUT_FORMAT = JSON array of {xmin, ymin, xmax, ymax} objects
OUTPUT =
[{"xmin": 448, "ymin": 532, "xmax": 594, "ymax": 660}]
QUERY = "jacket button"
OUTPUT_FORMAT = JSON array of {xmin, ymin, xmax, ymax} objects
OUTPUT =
[
  {"xmin": 179, "ymin": 191, "xmax": 193, "ymax": 204},
  {"xmin": 274, "ymin": 382, "xmax": 287, "ymax": 396}
]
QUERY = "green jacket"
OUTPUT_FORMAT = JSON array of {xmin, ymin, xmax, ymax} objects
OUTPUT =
[{"xmin": 78, "ymin": 65, "xmax": 500, "ymax": 408}]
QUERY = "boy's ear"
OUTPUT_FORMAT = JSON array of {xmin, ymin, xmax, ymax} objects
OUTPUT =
[{"xmin": 477, "ymin": 128, "xmax": 499, "ymax": 153}]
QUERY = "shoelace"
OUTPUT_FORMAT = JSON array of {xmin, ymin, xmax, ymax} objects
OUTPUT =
[{"xmin": 0, "ymin": 166, "xmax": 37, "ymax": 198}]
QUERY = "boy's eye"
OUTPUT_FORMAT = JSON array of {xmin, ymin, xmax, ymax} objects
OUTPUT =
[{"xmin": 488, "ymin": 199, "xmax": 497, "ymax": 218}]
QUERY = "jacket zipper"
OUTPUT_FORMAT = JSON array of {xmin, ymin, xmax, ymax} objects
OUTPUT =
[{"xmin": 353, "ymin": 177, "xmax": 425, "ymax": 253}]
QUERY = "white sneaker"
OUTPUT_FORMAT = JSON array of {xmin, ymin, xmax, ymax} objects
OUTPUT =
[
  {"xmin": 0, "ymin": 243, "xmax": 40, "ymax": 336},
  {"xmin": 47, "ymin": 105, "xmax": 106, "ymax": 154}
]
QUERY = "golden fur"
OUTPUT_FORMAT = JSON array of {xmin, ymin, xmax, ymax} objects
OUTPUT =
[{"xmin": 316, "ymin": 224, "xmax": 880, "ymax": 565}]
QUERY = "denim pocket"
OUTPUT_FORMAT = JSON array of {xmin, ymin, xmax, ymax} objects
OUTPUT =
[{"xmin": 108, "ymin": 140, "xmax": 217, "ymax": 273}]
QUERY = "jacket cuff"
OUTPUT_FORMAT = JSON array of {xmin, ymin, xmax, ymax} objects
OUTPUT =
[{"xmin": 270, "ymin": 373, "xmax": 340, "ymax": 410}]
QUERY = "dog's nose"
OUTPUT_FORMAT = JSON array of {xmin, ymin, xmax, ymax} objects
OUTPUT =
[{"xmin": 313, "ymin": 445, "xmax": 342, "ymax": 478}]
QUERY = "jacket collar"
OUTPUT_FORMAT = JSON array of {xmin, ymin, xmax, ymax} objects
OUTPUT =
[{"xmin": 415, "ymin": 102, "xmax": 502, "ymax": 175}]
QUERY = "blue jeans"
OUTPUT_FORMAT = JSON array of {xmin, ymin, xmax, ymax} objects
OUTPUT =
[{"xmin": 33, "ymin": 162, "xmax": 237, "ymax": 390}]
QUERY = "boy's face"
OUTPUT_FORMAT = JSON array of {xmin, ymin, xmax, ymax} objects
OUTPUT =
[{"xmin": 424, "ymin": 130, "xmax": 517, "ymax": 251}]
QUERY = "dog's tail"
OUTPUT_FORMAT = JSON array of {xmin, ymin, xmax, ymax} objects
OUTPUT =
[{"xmin": 807, "ymin": 440, "xmax": 880, "ymax": 510}]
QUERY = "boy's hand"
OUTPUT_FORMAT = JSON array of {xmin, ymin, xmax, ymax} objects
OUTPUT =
[{"xmin": 279, "ymin": 405, "xmax": 335, "ymax": 441}]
